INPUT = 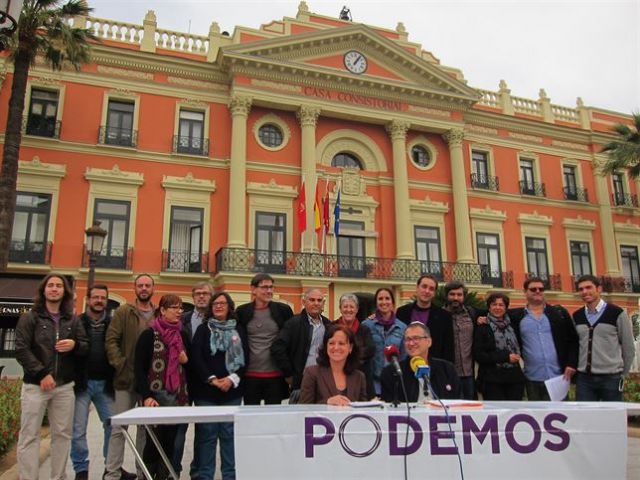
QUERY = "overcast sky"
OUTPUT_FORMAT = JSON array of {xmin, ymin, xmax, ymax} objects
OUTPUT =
[{"xmin": 88, "ymin": 0, "xmax": 639, "ymax": 115}]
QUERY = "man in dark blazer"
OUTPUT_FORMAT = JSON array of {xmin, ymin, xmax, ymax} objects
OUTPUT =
[
  {"xmin": 509, "ymin": 277, "xmax": 578, "ymax": 400},
  {"xmin": 271, "ymin": 288, "xmax": 330, "ymax": 402},
  {"xmin": 396, "ymin": 274, "xmax": 454, "ymax": 363},
  {"xmin": 236, "ymin": 273, "xmax": 293, "ymax": 405}
]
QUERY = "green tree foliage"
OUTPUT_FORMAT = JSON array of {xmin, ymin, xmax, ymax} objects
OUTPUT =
[
  {"xmin": 600, "ymin": 112, "xmax": 640, "ymax": 179},
  {"xmin": 432, "ymin": 285, "xmax": 487, "ymax": 310}
]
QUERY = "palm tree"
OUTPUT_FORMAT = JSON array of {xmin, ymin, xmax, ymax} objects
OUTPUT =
[
  {"xmin": 600, "ymin": 112, "xmax": 640, "ymax": 178},
  {"xmin": 0, "ymin": 0, "xmax": 94, "ymax": 270}
]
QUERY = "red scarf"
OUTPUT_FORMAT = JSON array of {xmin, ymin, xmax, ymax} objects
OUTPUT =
[
  {"xmin": 336, "ymin": 317, "xmax": 360, "ymax": 333},
  {"xmin": 151, "ymin": 316, "xmax": 184, "ymax": 393}
]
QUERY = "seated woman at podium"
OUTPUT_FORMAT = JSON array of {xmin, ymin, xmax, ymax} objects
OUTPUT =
[
  {"xmin": 300, "ymin": 325, "xmax": 367, "ymax": 405},
  {"xmin": 191, "ymin": 291, "xmax": 246, "ymax": 480},
  {"xmin": 474, "ymin": 293, "xmax": 525, "ymax": 400},
  {"xmin": 134, "ymin": 294, "xmax": 190, "ymax": 479}
]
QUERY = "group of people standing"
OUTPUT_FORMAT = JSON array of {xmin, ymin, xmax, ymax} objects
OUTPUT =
[{"xmin": 14, "ymin": 270, "xmax": 636, "ymax": 480}]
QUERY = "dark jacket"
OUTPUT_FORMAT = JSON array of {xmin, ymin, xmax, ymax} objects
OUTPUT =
[
  {"xmin": 509, "ymin": 304, "xmax": 579, "ymax": 372},
  {"xmin": 299, "ymin": 365, "xmax": 367, "ymax": 404},
  {"xmin": 380, "ymin": 357, "xmax": 461, "ymax": 403},
  {"xmin": 180, "ymin": 309, "xmax": 208, "ymax": 396},
  {"xmin": 474, "ymin": 321, "xmax": 525, "ymax": 387},
  {"xmin": 74, "ymin": 312, "xmax": 114, "ymax": 395},
  {"xmin": 15, "ymin": 308, "xmax": 89, "ymax": 386},
  {"xmin": 355, "ymin": 323, "xmax": 376, "ymax": 399},
  {"xmin": 270, "ymin": 309, "xmax": 330, "ymax": 390},
  {"xmin": 236, "ymin": 300, "xmax": 293, "ymax": 370},
  {"xmin": 190, "ymin": 320, "xmax": 247, "ymax": 403},
  {"xmin": 396, "ymin": 302, "xmax": 455, "ymax": 363}
]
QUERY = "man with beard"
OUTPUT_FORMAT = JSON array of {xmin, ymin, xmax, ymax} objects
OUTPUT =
[
  {"xmin": 105, "ymin": 274, "xmax": 156, "ymax": 480},
  {"xmin": 396, "ymin": 274, "xmax": 454, "ymax": 363},
  {"xmin": 71, "ymin": 284, "xmax": 132, "ymax": 480},
  {"xmin": 443, "ymin": 281, "xmax": 480, "ymax": 400}
]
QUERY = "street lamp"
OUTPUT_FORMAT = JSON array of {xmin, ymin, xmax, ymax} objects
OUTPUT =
[
  {"xmin": 85, "ymin": 220, "xmax": 107, "ymax": 289},
  {"xmin": 0, "ymin": 0, "xmax": 24, "ymax": 51}
]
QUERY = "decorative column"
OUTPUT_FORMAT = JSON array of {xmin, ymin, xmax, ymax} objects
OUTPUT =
[
  {"xmin": 297, "ymin": 105, "xmax": 321, "ymax": 252},
  {"xmin": 140, "ymin": 10, "xmax": 157, "ymax": 53},
  {"xmin": 443, "ymin": 129, "xmax": 474, "ymax": 263},
  {"xmin": 593, "ymin": 159, "xmax": 620, "ymax": 275},
  {"xmin": 227, "ymin": 95, "xmax": 252, "ymax": 248},
  {"xmin": 386, "ymin": 120, "xmax": 413, "ymax": 259}
]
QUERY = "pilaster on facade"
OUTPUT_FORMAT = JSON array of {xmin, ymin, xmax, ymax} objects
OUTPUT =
[
  {"xmin": 443, "ymin": 128, "xmax": 474, "ymax": 263},
  {"xmin": 227, "ymin": 94, "xmax": 253, "ymax": 248},
  {"xmin": 298, "ymin": 105, "xmax": 321, "ymax": 252},
  {"xmin": 591, "ymin": 158, "xmax": 621, "ymax": 275},
  {"xmin": 386, "ymin": 119, "xmax": 413, "ymax": 259}
]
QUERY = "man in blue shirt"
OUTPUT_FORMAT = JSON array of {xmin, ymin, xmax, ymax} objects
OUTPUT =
[{"xmin": 509, "ymin": 277, "xmax": 578, "ymax": 400}]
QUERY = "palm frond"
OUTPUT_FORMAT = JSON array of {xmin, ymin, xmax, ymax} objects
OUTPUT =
[{"xmin": 600, "ymin": 111, "xmax": 640, "ymax": 178}]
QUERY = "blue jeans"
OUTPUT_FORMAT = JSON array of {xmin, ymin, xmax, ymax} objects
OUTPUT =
[
  {"xmin": 71, "ymin": 379, "xmax": 114, "ymax": 473},
  {"xmin": 575, "ymin": 372, "xmax": 623, "ymax": 401},
  {"xmin": 194, "ymin": 397, "xmax": 241, "ymax": 480}
]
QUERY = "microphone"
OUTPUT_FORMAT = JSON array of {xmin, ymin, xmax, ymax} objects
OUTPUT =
[
  {"xmin": 384, "ymin": 344, "xmax": 402, "ymax": 376},
  {"xmin": 410, "ymin": 356, "xmax": 430, "ymax": 381}
]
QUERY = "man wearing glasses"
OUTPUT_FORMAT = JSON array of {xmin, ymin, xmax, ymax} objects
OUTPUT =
[
  {"xmin": 509, "ymin": 277, "xmax": 578, "ymax": 401},
  {"xmin": 380, "ymin": 322, "xmax": 460, "ymax": 402},
  {"xmin": 105, "ymin": 274, "xmax": 156, "ymax": 480},
  {"xmin": 174, "ymin": 282, "xmax": 213, "ymax": 477},
  {"xmin": 236, "ymin": 273, "xmax": 293, "ymax": 405}
]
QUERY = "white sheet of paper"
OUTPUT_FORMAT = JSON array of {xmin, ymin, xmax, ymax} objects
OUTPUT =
[{"xmin": 544, "ymin": 374, "xmax": 570, "ymax": 401}]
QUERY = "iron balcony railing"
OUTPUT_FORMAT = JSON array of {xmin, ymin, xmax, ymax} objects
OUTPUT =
[
  {"xmin": 98, "ymin": 126, "xmax": 137, "ymax": 147},
  {"xmin": 470, "ymin": 173, "xmax": 500, "ymax": 191},
  {"xmin": 611, "ymin": 193, "xmax": 639, "ymax": 208},
  {"xmin": 173, "ymin": 135, "xmax": 209, "ymax": 156},
  {"xmin": 9, "ymin": 240, "xmax": 52, "ymax": 264},
  {"xmin": 525, "ymin": 272, "xmax": 562, "ymax": 291},
  {"xmin": 215, "ymin": 247, "xmax": 512, "ymax": 286},
  {"xmin": 520, "ymin": 180, "xmax": 546, "ymax": 197},
  {"xmin": 563, "ymin": 186, "xmax": 589, "ymax": 202},
  {"xmin": 82, "ymin": 245, "xmax": 133, "ymax": 270},
  {"xmin": 162, "ymin": 249, "xmax": 210, "ymax": 273},
  {"xmin": 23, "ymin": 115, "xmax": 61, "ymax": 139}
]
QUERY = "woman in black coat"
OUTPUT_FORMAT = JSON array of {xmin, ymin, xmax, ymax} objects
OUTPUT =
[{"xmin": 474, "ymin": 293, "xmax": 525, "ymax": 400}]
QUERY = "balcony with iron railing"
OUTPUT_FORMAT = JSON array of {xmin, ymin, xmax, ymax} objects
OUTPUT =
[
  {"xmin": 470, "ymin": 173, "xmax": 500, "ymax": 191},
  {"xmin": 161, "ymin": 249, "xmax": 210, "ymax": 273},
  {"xmin": 594, "ymin": 275, "xmax": 640, "ymax": 294},
  {"xmin": 81, "ymin": 245, "xmax": 133, "ymax": 270},
  {"xmin": 215, "ymin": 247, "xmax": 513, "ymax": 287},
  {"xmin": 98, "ymin": 126, "xmax": 137, "ymax": 147},
  {"xmin": 519, "ymin": 180, "xmax": 546, "ymax": 197},
  {"xmin": 9, "ymin": 240, "xmax": 52, "ymax": 264},
  {"xmin": 525, "ymin": 272, "xmax": 562, "ymax": 291},
  {"xmin": 611, "ymin": 193, "xmax": 639, "ymax": 208},
  {"xmin": 563, "ymin": 186, "xmax": 589, "ymax": 202},
  {"xmin": 22, "ymin": 116, "xmax": 61, "ymax": 139},
  {"xmin": 173, "ymin": 135, "xmax": 209, "ymax": 156}
]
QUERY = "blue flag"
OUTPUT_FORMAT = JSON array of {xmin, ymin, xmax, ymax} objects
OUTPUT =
[{"xmin": 333, "ymin": 187, "xmax": 341, "ymax": 237}]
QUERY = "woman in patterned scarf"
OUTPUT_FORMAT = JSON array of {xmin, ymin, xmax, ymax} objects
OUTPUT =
[
  {"xmin": 474, "ymin": 292, "xmax": 525, "ymax": 400},
  {"xmin": 134, "ymin": 293, "xmax": 189, "ymax": 479},
  {"xmin": 191, "ymin": 291, "xmax": 246, "ymax": 480}
]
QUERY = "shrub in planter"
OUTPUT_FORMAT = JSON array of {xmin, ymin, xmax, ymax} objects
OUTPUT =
[{"xmin": 0, "ymin": 379, "xmax": 22, "ymax": 457}]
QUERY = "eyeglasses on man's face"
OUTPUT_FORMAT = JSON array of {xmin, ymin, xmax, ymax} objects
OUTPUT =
[
  {"xmin": 404, "ymin": 336, "xmax": 428, "ymax": 344},
  {"xmin": 527, "ymin": 287, "xmax": 544, "ymax": 293},
  {"xmin": 257, "ymin": 284, "xmax": 274, "ymax": 290}
]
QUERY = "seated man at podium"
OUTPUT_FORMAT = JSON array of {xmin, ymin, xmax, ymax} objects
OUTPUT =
[{"xmin": 381, "ymin": 322, "xmax": 461, "ymax": 403}]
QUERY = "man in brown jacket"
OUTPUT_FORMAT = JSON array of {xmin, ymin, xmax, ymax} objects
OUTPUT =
[{"xmin": 104, "ymin": 274, "xmax": 155, "ymax": 480}]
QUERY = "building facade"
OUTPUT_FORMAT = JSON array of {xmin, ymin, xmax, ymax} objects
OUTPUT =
[{"xmin": 1, "ymin": 2, "xmax": 639, "ymax": 368}]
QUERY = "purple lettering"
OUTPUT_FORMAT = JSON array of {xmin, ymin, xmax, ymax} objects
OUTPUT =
[
  {"xmin": 505, "ymin": 414, "xmax": 542, "ymax": 454},
  {"xmin": 461, "ymin": 414, "xmax": 500, "ymax": 454},
  {"xmin": 305, "ymin": 417, "xmax": 335, "ymax": 458},
  {"xmin": 543, "ymin": 413, "xmax": 570, "ymax": 452},
  {"xmin": 429, "ymin": 415, "xmax": 458, "ymax": 455},
  {"xmin": 388, "ymin": 415, "xmax": 424, "ymax": 455}
]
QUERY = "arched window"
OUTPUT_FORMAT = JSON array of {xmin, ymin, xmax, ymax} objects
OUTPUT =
[{"xmin": 331, "ymin": 152, "xmax": 363, "ymax": 169}]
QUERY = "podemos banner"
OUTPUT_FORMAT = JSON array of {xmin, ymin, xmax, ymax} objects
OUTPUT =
[{"xmin": 235, "ymin": 405, "xmax": 627, "ymax": 479}]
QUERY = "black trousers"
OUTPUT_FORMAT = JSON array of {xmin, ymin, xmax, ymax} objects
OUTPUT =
[
  {"xmin": 243, "ymin": 376, "xmax": 287, "ymax": 405},
  {"xmin": 482, "ymin": 381, "xmax": 525, "ymax": 401},
  {"xmin": 142, "ymin": 424, "xmax": 178, "ymax": 479}
]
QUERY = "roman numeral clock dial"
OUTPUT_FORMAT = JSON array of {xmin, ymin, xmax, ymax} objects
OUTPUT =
[{"xmin": 344, "ymin": 50, "xmax": 368, "ymax": 74}]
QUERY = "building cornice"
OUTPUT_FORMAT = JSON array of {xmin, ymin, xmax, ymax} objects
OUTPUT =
[
  {"xmin": 161, "ymin": 173, "xmax": 216, "ymax": 192},
  {"xmin": 85, "ymin": 165, "xmax": 144, "ymax": 186},
  {"xmin": 18, "ymin": 156, "xmax": 66, "ymax": 178}
]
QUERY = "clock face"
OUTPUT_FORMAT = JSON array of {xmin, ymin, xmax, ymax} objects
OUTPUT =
[{"xmin": 344, "ymin": 50, "xmax": 368, "ymax": 74}]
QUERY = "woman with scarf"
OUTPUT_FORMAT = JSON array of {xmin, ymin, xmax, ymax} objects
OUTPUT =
[
  {"xmin": 334, "ymin": 293, "xmax": 376, "ymax": 399},
  {"xmin": 362, "ymin": 287, "xmax": 406, "ymax": 396},
  {"xmin": 134, "ymin": 294, "xmax": 189, "ymax": 479},
  {"xmin": 474, "ymin": 292, "xmax": 525, "ymax": 400},
  {"xmin": 191, "ymin": 291, "xmax": 246, "ymax": 480}
]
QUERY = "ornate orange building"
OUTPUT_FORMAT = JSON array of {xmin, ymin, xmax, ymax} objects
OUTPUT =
[{"xmin": 0, "ymin": 2, "xmax": 638, "ymax": 368}]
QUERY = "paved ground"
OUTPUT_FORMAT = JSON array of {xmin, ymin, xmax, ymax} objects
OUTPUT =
[{"xmin": 32, "ymin": 406, "xmax": 640, "ymax": 479}]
